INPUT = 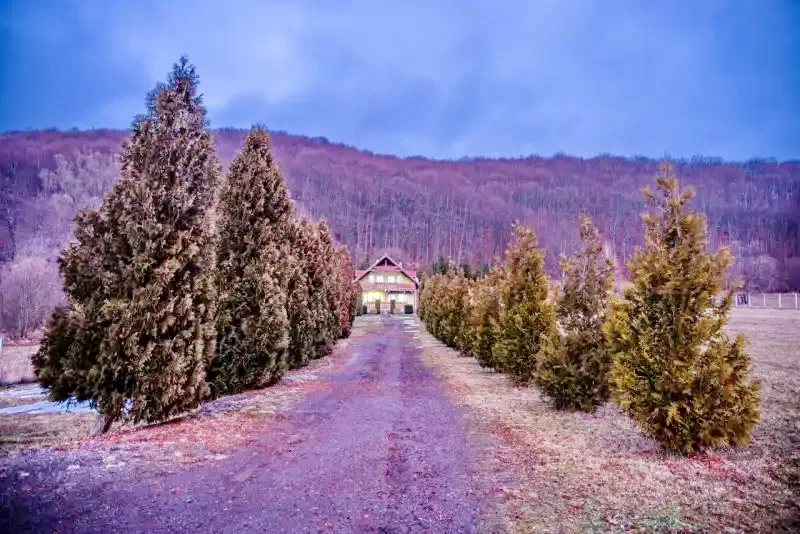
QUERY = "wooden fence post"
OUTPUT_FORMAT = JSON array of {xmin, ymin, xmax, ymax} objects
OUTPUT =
[
  {"xmin": 795, "ymin": 292, "xmax": 798, "ymax": 309},
  {"xmin": 778, "ymin": 294, "xmax": 782, "ymax": 308},
  {"xmin": 763, "ymin": 294, "xmax": 766, "ymax": 308},
  {"xmin": 748, "ymin": 293, "xmax": 752, "ymax": 307}
]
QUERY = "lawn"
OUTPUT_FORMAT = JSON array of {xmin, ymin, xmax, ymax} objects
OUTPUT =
[{"xmin": 417, "ymin": 308, "xmax": 800, "ymax": 532}]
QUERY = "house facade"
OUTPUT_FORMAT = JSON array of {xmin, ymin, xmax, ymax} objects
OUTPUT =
[{"xmin": 355, "ymin": 254, "xmax": 419, "ymax": 313}]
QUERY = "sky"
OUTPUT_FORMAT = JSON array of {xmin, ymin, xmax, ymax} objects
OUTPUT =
[{"xmin": 1, "ymin": 0, "xmax": 798, "ymax": 161}]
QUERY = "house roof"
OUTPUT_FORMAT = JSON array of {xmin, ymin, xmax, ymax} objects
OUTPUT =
[{"xmin": 354, "ymin": 253, "xmax": 419, "ymax": 287}]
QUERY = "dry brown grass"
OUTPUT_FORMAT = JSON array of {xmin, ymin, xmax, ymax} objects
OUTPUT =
[
  {"xmin": 0, "ymin": 334, "xmax": 357, "ymax": 461},
  {"xmin": 416, "ymin": 308, "xmax": 800, "ymax": 532},
  {"xmin": 0, "ymin": 384, "xmax": 46, "ymax": 409},
  {"xmin": 0, "ymin": 413, "xmax": 95, "ymax": 454},
  {"xmin": 0, "ymin": 343, "xmax": 38, "ymax": 385}
]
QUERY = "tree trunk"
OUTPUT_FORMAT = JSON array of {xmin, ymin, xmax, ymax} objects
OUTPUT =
[{"xmin": 90, "ymin": 413, "xmax": 114, "ymax": 436}]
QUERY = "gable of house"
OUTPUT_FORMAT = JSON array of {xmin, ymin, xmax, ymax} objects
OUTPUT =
[
  {"xmin": 354, "ymin": 254, "xmax": 419, "ymax": 312},
  {"xmin": 355, "ymin": 254, "xmax": 419, "ymax": 287}
]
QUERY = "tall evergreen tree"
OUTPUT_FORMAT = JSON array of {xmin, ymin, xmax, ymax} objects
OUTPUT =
[
  {"xmin": 34, "ymin": 57, "xmax": 220, "ymax": 430},
  {"xmin": 333, "ymin": 246, "xmax": 358, "ymax": 338},
  {"xmin": 311, "ymin": 220, "xmax": 342, "ymax": 356},
  {"xmin": 492, "ymin": 223, "xmax": 556, "ymax": 383},
  {"xmin": 209, "ymin": 128, "xmax": 292, "ymax": 395},
  {"xmin": 286, "ymin": 219, "xmax": 325, "ymax": 368},
  {"xmin": 605, "ymin": 163, "xmax": 760, "ymax": 454},
  {"xmin": 535, "ymin": 216, "xmax": 615, "ymax": 411},
  {"xmin": 465, "ymin": 267, "xmax": 502, "ymax": 369}
]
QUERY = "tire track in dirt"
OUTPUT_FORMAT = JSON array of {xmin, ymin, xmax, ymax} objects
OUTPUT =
[{"xmin": 1, "ymin": 317, "xmax": 486, "ymax": 533}]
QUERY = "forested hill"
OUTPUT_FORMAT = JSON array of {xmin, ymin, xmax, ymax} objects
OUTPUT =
[{"xmin": 2, "ymin": 128, "xmax": 799, "ymax": 290}]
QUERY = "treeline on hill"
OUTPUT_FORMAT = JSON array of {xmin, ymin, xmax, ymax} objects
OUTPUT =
[
  {"xmin": 32, "ymin": 57, "xmax": 359, "ymax": 432},
  {"xmin": 419, "ymin": 163, "xmax": 761, "ymax": 455},
  {"xmin": 2, "ymin": 123, "xmax": 799, "ymax": 321}
]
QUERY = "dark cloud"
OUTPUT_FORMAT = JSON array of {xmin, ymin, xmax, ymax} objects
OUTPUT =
[{"xmin": 1, "ymin": 0, "xmax": 798, "ymax": 160}]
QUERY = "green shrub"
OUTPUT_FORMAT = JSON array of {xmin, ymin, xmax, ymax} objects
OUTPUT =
[
  {"xmin": 493, "ymin": 224, "xmax": 556, "ymax": 383},
  {"xmin": 535, "ymin": 216, "xmax": 615, "ymax": 411},
  {"xmin": 420, "ymin": 271, "xmax": 470, "ymax": 350},
  {"xmin": 605, "ymin": 163, "xmax": 761, "ymax": 454},
  {"xmin": 464, "ymin": 268, "xmax": 501, "ymax": 368}
]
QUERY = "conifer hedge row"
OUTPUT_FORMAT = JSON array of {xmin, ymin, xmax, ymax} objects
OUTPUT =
[
  {"xmin": 420, "ymin": 164, "xmax": 761, "ymax": 455},
  {"xmin": 33, "ymin": 58, "xmax": 359, "ymax": 431}
]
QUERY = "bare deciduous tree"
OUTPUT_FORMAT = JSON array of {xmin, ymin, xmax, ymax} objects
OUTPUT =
[{"xmin": 0, "ymin": 255, "xmax": 64, "ymax": 338}]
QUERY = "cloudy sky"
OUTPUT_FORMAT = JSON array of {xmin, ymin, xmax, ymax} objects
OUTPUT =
[{"xmin": 1, "ymin": 0, "xmax": 798, "ymax": 160}]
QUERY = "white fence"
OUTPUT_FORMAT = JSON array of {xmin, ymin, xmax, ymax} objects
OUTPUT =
[{"xmin": 734, "ymin": 292, "xmax": 799, "ymax": 309}]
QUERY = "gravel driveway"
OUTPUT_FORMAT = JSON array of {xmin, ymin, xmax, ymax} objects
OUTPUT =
[{"xmin": 1, "ymin": 317, "xmax": 487, "ymax": 533}]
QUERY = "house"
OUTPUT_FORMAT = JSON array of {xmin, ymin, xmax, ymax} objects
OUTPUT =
[{"xmin": 355, "ymin": 254, "xmax": 419, "ymax": 313}]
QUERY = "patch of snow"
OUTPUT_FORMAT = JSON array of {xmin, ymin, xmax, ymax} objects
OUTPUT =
[
  {"xmin": 284, "ymin": 372, "xmax": 319, "ymax": 382},
  {"xmin": 0, "ymin": 399, "xmax": 94, "ymax": 414},
  {"xmin": 0, "ymin": 385, "xmax": 47, "ymax": 398}
]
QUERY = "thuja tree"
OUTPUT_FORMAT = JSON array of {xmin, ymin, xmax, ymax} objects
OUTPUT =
[
  {"xmin": 332, "ymin": 246, "xmax": 358, "ymax": 338},
  {"xmin": 209, "ymin": 128, "xmax": 292, "ymax": 395},
  {"xmin": 605, "ymin": 163, "xmax": 760, "ymax": 454},
  {"xmin": 493, "ymin": 223, "xmax": 556, "ymax": 383},
  {"xmin": 286, "ymin": 220, "xmax": 316, "ymax": 369},
  {"xmin": 466, "ymin": 268, "xmax": 501, "ymax": 368},
  {"xmin": 419, "ymin": 269, "xmax": 470, "ymax": 349},
  {"xmin": 286, "ymin": 219, "xmax": 340, "ymax": 368},
  {"xmin": 34, "ymin": 57, "xmax": 220, "ymax": 431},
  {"xmin": 465, "ymin": 269, "xmax": 502, "ymax": 369},
  {"xmin": 311, "ymin": 220, "xmax": 343, "ymax": 356},
  {"xmin": 535, "ymin": 216, "xmax": 615, "ymax": 411},
  {"xmin": 438, "ymin": 273, "xmax": 471, "ymax": 350},
  {"xmin": 419, "ymin": 273, "xmax": 446, "ymax": 337}
]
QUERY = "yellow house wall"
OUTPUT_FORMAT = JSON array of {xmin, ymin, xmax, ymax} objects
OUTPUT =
[{"xmin": 363, "ymin": 290, "xmax": 385, "ymax": 303}]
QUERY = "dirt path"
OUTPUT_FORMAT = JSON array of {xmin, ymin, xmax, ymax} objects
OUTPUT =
[{"xmin": 1, "ymin": 317, "xmax": 487, "ymax": 533}]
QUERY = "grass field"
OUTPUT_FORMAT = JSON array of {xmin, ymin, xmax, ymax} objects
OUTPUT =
[{"xmin": 418, "ymin": 308, "xmax": 800, "ymax": 532}]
